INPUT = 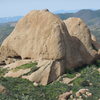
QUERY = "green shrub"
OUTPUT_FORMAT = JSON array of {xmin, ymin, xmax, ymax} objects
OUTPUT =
[
  {"xmin": 0, "ymin": 77, "xmax": 70, "ymax": 100},
  {"xmin": 0, "ymin": 63, "xmax": 100, "ymax": 100},
  {"xmin": 72, "ymin": 65, "xmax": 100, "ymax": 99},
  {"xmin": 22, "ymin": 66, "xmax": 39, "ymax": 76},
  {"xmin": 12, "ymin": 62, "xmax": 37, "ymax": 72},
  {"xmin": 0, "ymin": 67, "xmax": 8, "ymax": 77},
  {"xmin": 65, "ymin": 73, "xmax": 76, "ymax": 78},
  {"xmin": 81, "ymin": 80, "xmax": 90, "ymax": 87}
]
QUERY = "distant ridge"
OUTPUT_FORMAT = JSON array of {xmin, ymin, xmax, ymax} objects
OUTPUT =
[
  {"xmin": 57, "ymin": 9, "xmax": 100, "ymax": 26},
  {"xmin": 0, "ymin": 16, "xmax": 22, "ymax": 24},
  {"xmin": 53, "ymin": 9, "xmax": 79, "ymax": 14}
]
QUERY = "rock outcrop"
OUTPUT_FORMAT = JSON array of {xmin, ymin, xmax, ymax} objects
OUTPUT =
[
  {"xmin": 0, "ymin": 10, "xmax": 100, "ymax": 85},
  {"xmin": 64, "ymin": 17, "xmax": 99, "ymax": 60},
  {"xmin": 1, "ymin": 10, "xmax": 67, "ymax": 60},
  {"xmin": 4, "ymin": 60, "xmax": 32, "ymax": 78}
]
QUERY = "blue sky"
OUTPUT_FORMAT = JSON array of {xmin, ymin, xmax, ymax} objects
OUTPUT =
[{"xmin": 0, "ymin": 0, "xmax": 100, "ymax": 17}]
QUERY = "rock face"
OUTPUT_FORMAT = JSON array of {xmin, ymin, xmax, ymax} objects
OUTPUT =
[
  {"xmin": 0, "ymin": 10, "xmax": 100, "ymax": 85},
  {"xmin": 64, "ymin": 18, "xmax": 98, "ymax": 59},
  {"xmin": 1, "ymin": 10, "xmax": 67, "ymax": 60},
  {"xmin": 64, "ymin": 18, "xmax": 92, "ymax": 50}
]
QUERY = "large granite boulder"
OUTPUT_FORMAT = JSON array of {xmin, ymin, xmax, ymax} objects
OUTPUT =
[{"xmin": 0, "ymin": 10, "xmax": 99, "ymax": 85}]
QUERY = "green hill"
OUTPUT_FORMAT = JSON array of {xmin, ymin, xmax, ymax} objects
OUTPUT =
[{"xmin": 0, "ymin": 23, "xmax": 15, "ymax": 45}]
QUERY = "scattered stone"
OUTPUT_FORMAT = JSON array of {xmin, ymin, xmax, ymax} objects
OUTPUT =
[
  {"xmin": 89, "ymin": 82, "xmax": 93, "ymax": 86},
  {"xmin": 61, "ymin": 73, "xmax": 81, "ymax": 84},
  {"xmin": 75, "ymin": 89, "xmax": 92, "ymax": 99},
  {"xmin": 0, "ymin": 85, "xmax": 6, "ymax": 93},
  {"xmin": 76, "ymin": 91, "xmax": 81, "ymax": 97},
  {"xmin": 70, "ymin": 95, "xmax": 74, "ymax": 99},
  {"xmin": 79, "ymin": 96, "xmax": 82, "ymax": 99},
  {"xmin": 83, "ymin": 94, "xmax": 88, "ymax": 98},
  {"xmin": 86, "ymin": 92, "xmax": 92, "ymax": 97},
  {"xmin": 78, "ymin": 89, "xmax": 89, "ymax": 94},
  {"xmin": 58, "ymin": 91, "xmax": 72, "ymax": 100},
  {"xmin": 98, "ymin": 68, "xmax": 100, "ymax": 72},
  {"xmin": 69, "ymin": 83, "xmax": 73, "ymax": 86},
  {"xmin": 33, "ymin": 82, "xmax": 38, "ymax": 87}
]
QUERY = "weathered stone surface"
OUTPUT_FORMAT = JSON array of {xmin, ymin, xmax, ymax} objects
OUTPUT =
[
  {"xmin": 4, "ymin": 60, "xmax": 32, "ymax": 69},
  {"xmin": 1, "ymin": 10, "xmax": 69, "ymax": 84},
  {"xmin": 64, "ymin": 18, "xmax": 92, "ymax": 50},
  {"xmin": 4, "ymin": 69, "xmax": 31, "ymax": 78},
  {"xmin": 4, "ymin": 60, "xmax": 32, "ymax": 77},
  {"xmin": 1, "ymin": 10, "xmax": 67, "ymax": 60},
  {"xmin": 22, "ymin": 60, "xmax": 65, "ymax": 85},
  {"xmin": 64, "ymin": 17, "xmax": 98, "ymax": 59}
]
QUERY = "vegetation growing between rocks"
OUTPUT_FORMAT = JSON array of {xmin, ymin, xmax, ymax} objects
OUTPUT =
[
  {"xmin": 0, "ymin": 77, "xmax": 70, "ymax": 100},
  {"xmin": 12, "ymin": 62, "xmax": 38, "ymax": 72},
  {"xmin": 0, "ymin": 67, "xmax": 8, "ymax": 77},
  {"xmin": 69, "ymin": 64, "xmax": 100, "ymax": 100},
  {"xmin": 65, "ymin": 70, "xmax": 77, "ymax": 78},
  {"xmin": 0, "ymin": 61, "xmax": 100, "ymax": 100}
]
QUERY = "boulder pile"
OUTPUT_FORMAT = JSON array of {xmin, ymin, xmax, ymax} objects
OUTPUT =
[{"xmin": 0, "ymin": 10, "xmax": 100, "ymax": 85}]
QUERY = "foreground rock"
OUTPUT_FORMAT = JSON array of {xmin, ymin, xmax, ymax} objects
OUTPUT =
[
  {"xmin": 22, "ymin": 60, "xmax": 65, "ymax": 85},
  {"xmin": 59, "ymin": 89, "xmax": 92, "ymax": 100},
  {"xmin": 4, "ymin": 60, "xmax": 32, "ymax": 69},
  {"xmin": 0, "ymin": 10, "xmax": 100, "ymax": 85},
  {"xmin": 4, "ymin": 60, "xmax": 32, "ymax": 77},
  {"xmin": 58, "ymin": 91, "xmax": 72, "ymax": 100},
  {"xmin": 0, "ymin": 85, "xmax": 6, "ymax": 94}
]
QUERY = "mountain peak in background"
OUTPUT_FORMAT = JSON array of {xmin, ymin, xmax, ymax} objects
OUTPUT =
[{"xmin": 53, "ymin": 9, "xmax": 79, "ymax": 14}]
